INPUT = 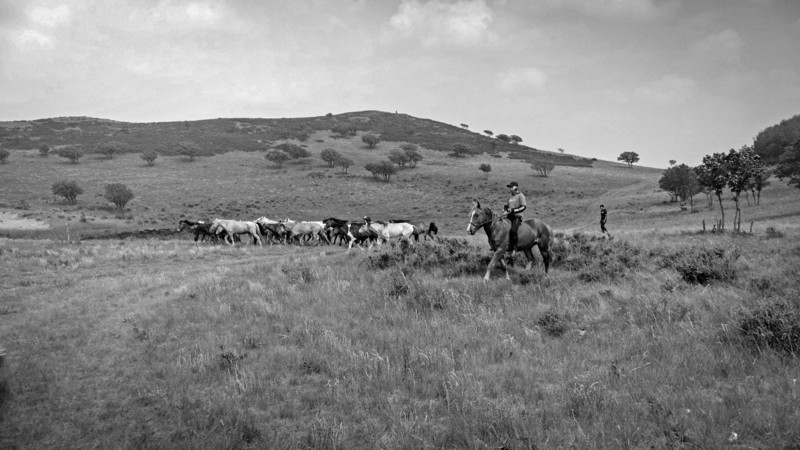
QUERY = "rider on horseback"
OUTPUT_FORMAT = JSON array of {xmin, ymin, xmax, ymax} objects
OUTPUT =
[{"xmin": 504, "ymin": 181, "xmax": 527, "ymax": 264}]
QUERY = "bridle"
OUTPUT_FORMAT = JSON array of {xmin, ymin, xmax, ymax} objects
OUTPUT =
[{"xmin": 468, "ymin": 209, "xmax": 495, "ymax": 232}]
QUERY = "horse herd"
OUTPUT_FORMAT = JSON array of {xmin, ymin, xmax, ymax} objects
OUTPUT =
[
  {"xmin": 175, "ymin": 199, "xmax": 554, "ymax": 282},
  {"xmin": 176, "ymin": 217, "xmax": 439, "ymax": 252}
]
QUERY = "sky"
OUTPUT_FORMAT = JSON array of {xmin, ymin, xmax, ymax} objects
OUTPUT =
[{"xmin": 1, "ymin": 0, "xmax": 799, "ymax": 167}]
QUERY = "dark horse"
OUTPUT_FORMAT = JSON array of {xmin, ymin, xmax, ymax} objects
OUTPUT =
[{"xmin": 467, "ymin": 199, "xmax": 552, "ymax": 282}]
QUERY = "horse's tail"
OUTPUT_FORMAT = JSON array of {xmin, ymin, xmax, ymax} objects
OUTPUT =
[{"xmin": 540, "ymin": 223, "xmax": 553, "ymax": 273}]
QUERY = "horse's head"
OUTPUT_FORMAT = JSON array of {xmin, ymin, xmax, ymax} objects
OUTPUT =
[
  {"xmin": 467, "ymin": 199, "xmax": 493, "ymax": 235},
  {"xmin": 177, "ymin": 220, "xmax": 190, "ymax": 232}
]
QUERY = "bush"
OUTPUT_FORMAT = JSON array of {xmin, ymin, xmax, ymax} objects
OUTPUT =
[
  {"xmin": 660, "ymin": 246, "xmax": 739, "ymax": 284},
  {"xmin": 0, "ymin": 149, "xmax": 8, "ymax": 163},
  {"xmin": 39, "ymin": 144, "xmax": 50, "ymax": 157},
  {"xmin": 104, "ymin": 183, "xmax": 134, "ymax": 209},
  {"xmin": 538, "ymin": 307, "xmax": 568, "ymax": 337},
  {"xmin": 56, "ymin": 147, "xmax": 84, "ymax": 163},
  {"xmin": 52, "ymin": 180, "xmax": 84, "ymax": 204},
  {"xmin": 361, "ymin": 133, "xmax": 381, "ymax": 148},
  {"xmin": 738, "ymin": 298, "xmax": 800, "ymax": 356},
  {"xmin": 141, "ymin": 150, "xmax": 158, "ymax": 166},
  {"xmin": 765, "ymin": 226, "xmax": 784, "ymax": 239}
]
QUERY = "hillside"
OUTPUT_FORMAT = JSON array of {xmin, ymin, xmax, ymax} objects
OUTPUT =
[{"xmin": 0, "ymin": 111, "xmax": 592, "ymax": 168}]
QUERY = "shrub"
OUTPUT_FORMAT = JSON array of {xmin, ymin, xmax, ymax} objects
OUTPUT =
[
  {"xmin": 52, "ymin": 180, "xmax": 83, "ymax": 204},
  {"xmin": 0, "ymin": 149, "xmax": 8, "ymax": 163},
  {"xmin": 281, "ymin": 263, "xmax": 314, "ymax": 284},
  {"xmin": 39, "ymin": 144, "xmax": 50, "ymax": 157},
  {"xmin": 104, "ymin": 183, "xmax": 134, "ymax": 209},
  {"xmin": 478, "ymin": 163, "xmax": 492, "ymax": 179},
  {"xmin": 765, "ymin": 226, "xmax": 784, "ymax": 239},
  {"xmin": 538, "ymin": 307, "xmax": 568, "ymax": 337},
  {"xmin": 320, "ymin": 148, "xmax": 341, "ymax": 167},
  {"xmin": 361, "ymin": 133, "xmax": 381, "ymax": 148},
  {"xmin": 274, "ymin": 142, "xmax": 309, "ymax": 159},
  {"xmin": 265, "ymin": 149, "xmax": 291, "ymax": 168},
  {"xmin": 141, "ymin": 150, "xmax": 158, "ymax": 166},
  {"xmin": 531, "ymin": 161, "xmax": 555, "ymax": 177},
  {"xmin": 95, "ymin": 141, "xmax": 129, "ymax": 159},
  {"xmin": 738, "ymin": 298, "xmax": 800, "ymax": 356},
  {"xmin": 335, "ymin": 157, "xmax": 353, "ymax": 174},
  {"xmin": 56, "ymin": 147, "xmax": 84, "ymax": 163},
  {"xmin": 660, "ymin": 246, "xmax": 739, "ymax": 284}
]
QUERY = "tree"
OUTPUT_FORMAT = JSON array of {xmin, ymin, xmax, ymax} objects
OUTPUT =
[
  {"xmin": 105, "ymin": 183, "xmax": 134, "ymax": 209},
  {"xmin": 669, "ymin": 159, "xmax": 676, "ymax": 166},
  {"xmin": 336, "ymin": 156, "xmax": 353, "ymax": 174},
  {"xmin": 696, "ymin": 152, "xmax": 729, "ymax": 230},
  {"xmin": 725, "ymin": 146, "xmax": 761, "ymax": 231},
  {"xmin": 558, "ymin": 148, "xmax": 565, "ymax": 154},
  {"xmin": 364, "ymin": 162, "xmax": 381, "ymax": 179},
  {"xmin": 0, "ymin": 148, "xmax": 8, "ymax": 163},
  {"xmin": 52, "ymin": 180, "xmax": 83, "ymax": 204},
  {"xmin": 96, "ymin": 141, "xmax": 129, "ymax": 159},
  {"xmin": 510, "ymin": 135, "xmax": 523, "ymax": 145},
  {"xmin": 460, "ymin": 123, "xmax": 469, "ymax": 129},
  {"xmin": 39, "ymin": 144, "xmax": 50, "ymax": 157},
  {"xmin": 265, "ymin": 149, "xmax": 291, "ymax": 168},
  {"xmin": 361, "ymin": 133, "xmax": 381, "ymax": 149},
  {"xmin": 450, "ymin": 143, "xmax": 470, "ymax": 157},
  {"xmin": 484, "ymin": 130, "xmax": 493, "ymax": 137},
  {"xmin": 331, "ymin": 124, "xmax": 357, "ymax": 138},
  {"xmin": 617, "ymin": 151, "xmax": 640, "ymax": 168},
  {"xmin": 56, "ymin": 147, "xmax": 84, "ymax": 164},
  {"xmin": 177, "ymin": 141, "xmax": 207, "ymax": 161},
  {"xmin": 496, "ymin": 134, "xmax": 510, "ymax": 143},
  {"xmin": 659, "ymin": 164, "xmax": 702, "ymax": 208},
  {"xmin": 532, "ymin": 161, "xmax": 555, "ymax": 177},
  {"xmin": 400, "ymin": 143, "xmax": 423, "ymax": 168},
  {"xmin": 377, "ymin": 160, "xmax": 397, "ymax": 181},
  {"xmin": 388, "ymin": 149, "xmax": 411, "ymax": 168},
  {"xmin": 320, "ymin": 148, "xmax": 341, "ymax": 167},
  {"xmin": 775, "ymin": 138, "xmax": 800, "ymax": 190},
  {"xmin": 749, "ymin": 168, "xmax": 770, "ymax": 205},
  {"xmin": 141, "ymin": 150, "xmax": 158, "ymax": 166},
  {"xmin": 478, "ymin": 163, "xmax": 492, "ymax": 179},
  {"xmin": 274, "ymin": 142, "xmax": 310, "ymax": 160}
]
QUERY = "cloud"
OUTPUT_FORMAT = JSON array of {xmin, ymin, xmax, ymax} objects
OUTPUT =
[
  {"xmin": 29, "ymin": 4, "xmax": 72, "ymax": 27},
  {"xmin": 150, "ymin": 0, "xmax": 228, "ymax": 27},
  {"xmin": 388, "ymin": 0, "xmax": 495, "ymax": 48},
  {"xmin": 9, "ymin": 28, "xmax": 54, "ymax": 49},
  {"xmin": 691, "ymin": 29, "xmax": 743, "ymax": 64},
  {"xmin": 543, "ymin": 0, "xmax": 670, "ymax": 21},
  {"xmin": 497, "ymin": 67, "xmax": 548, "ymax": 93},
  {"xmin": 635, "ymin": 74, "xmax": 695, "ymax": 105}
]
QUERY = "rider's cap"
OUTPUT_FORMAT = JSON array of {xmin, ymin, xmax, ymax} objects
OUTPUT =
[
  {"xmin": 506, "ymin": 181, "xmax": 519, "ymax": 188},
  {"xmin": 363, "ymin": 216, "xmax": 371, "ymax": 221}
]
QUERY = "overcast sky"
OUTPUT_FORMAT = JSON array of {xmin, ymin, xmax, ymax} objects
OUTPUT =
[{"xmin": 1, "ymin": 0, "xmax": 799, "ymax": 167}]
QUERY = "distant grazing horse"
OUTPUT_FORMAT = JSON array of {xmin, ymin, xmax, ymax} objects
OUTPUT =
[
  {"xmin": 360, "ymin": 221, "xmax": 416, "ymax": 247},
  {"xmin": 177, "ymin": 219, "xmax": 218, "ymax": 244},
  {"xmin": 279, "ymin": 221, "xmax": 330, "ymax": 245},
  {"xmin": 210, "ymin": 219, "xmax": 262, "ymax": 246},
  {"xmin": 467, "ymin": 199, "xmax": 552, "ymax": 282}
]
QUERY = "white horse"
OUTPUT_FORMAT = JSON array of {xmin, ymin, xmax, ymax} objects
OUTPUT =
[
  {"xmin": 279, "ymin": 220, "xmax": 330, "ymax": 245},
  {"xmin": 210, "ymin": 219, "xmax": 262, "ymax": 246},
  {"xmin": 360, "ymin": 221, "xmax": 416, "ymax": 247}
]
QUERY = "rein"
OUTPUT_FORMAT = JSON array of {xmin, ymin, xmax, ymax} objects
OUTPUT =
[{"xmin": 469, "ymin": 210, "xmax": 498, "ymax": 230}]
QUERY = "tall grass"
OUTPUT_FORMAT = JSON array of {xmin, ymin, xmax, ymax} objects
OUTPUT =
[{"xmin": 1, "ymin": 232, "xmax": 799, "ymax": 448}]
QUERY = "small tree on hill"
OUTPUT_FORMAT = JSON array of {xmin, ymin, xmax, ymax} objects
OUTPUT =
[
  {"xmin": 725, "ymin": 146, "xmax": 761, "ymax": 231},
  {"xmin": 320, "ymin": 148, "xmax": 341, "ymax": 167},
  {"xmin": 0, "ymin": 149, "xmax": 8, "ymax": 164},
  {"xmin": 141, "ymin": 150, "xmax": 158, "ymax": 166},
  {"xmin": 496, "ymin": 134, "xmax": 510, "ymax": 143},
  {"xmin": 388, "ymin": 149, "xmax": 411, "ymax": 168},
  {"xmin": 39, "ymin": 144, "xmax": 50, "ymax": 157},
  {"xmin": 617, "ymin": 151, "xmax": 640, "ymax": 168},
  {"xmin": 105, "ymin": 183, "xmax": 134, "ymax": 209},
  {"xmin": 659, "ymin": 163, "xmax": 702, "ymax": 207},
  {"xmin": 52, "ymin": 180, "xmax": 83, "ymax": 204},
  {"xmin": 96, "ymin": 141, "xmax": 129, "ymax": 159},
  {"xmin": 460, "ymin": 123, "xmax": 469, "ymax": 129},
  {"xmin": 400, "ymin": 143, "xmax": 423, "ymax": 168},
  {"xmin": 558, "ymin": 148, "xmax": 565, "ymax": 153},
  {"xmin": 450, "ymin": 143, "xmax": 470, "ymax": 157},
  {"xmin": 669, "ymin": 159, "xmax": 676, "ymax": 166},
  {"xmin": 696, "ymin": 152, "xmax": 729, "ymax": 229},
  {"xmin": 378, "ymin": 160, "xmax": 397, "ymax": 181},
  {"xmin": 532, "ymin": 161, "xmax": 555, "ymax": 177},
  {"xmin": 331, "ymin": 124, "xmax": 357, "ymax": 138},
  {"xmin": 56, "ymin": 147, "xmax": 84, "ymax": 164},
  {"xmin": 510, "ymin": 135, "xmax": 523, "ymax": 145},
  {"xmin": 177, "ymin": 141, "xmax": 207, "ymax": 161},
  {"xmin": 484, "ymin": 130, "xmax": 493, "ymax": 137},
  {"xmin": 336, "ymin": 156, "xmax": 353, "ymax": 174},
  {"xmin": 265, "ymin": 149, "xmax": 291, "ymax": 168},
  {"xmin": 479, "ymin": 163, "xmax": 492, "ymax": 179},
  {"xmin": 274, "ymin": 142, "xmax": 310, "ymax": 160},
  {"xmin": 362, "ymin": 133, "xmax": 381, "ymax": 149},
  {"xmin": 365, "ymin": 162, "xmax": 381, "ymax": 179}
]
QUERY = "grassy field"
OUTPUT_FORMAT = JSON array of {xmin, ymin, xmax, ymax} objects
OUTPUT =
[{"xmin": 1, "ymin": 117, "xmax": 800, "ymax": 448}]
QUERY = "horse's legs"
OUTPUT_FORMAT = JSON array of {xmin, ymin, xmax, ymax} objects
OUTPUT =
[
  {"xmin": 539, "ymin": 244, "xmax": 551, "ymax": 273},
  {"xmin": 485, "ymin": 248, "xmax": 508, "ymax": 282},
  {"xmin": 523, "ymin": 248, "xmax": 535, "ymax": 270}
]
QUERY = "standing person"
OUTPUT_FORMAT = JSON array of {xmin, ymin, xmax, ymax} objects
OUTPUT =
[
  {"xmin": 504, "ymin": 181, "xmax": 527, "ymax": 264},
  {"xmin": 599, "ymin": 204, "xmax": 612, "ymax": 239}
]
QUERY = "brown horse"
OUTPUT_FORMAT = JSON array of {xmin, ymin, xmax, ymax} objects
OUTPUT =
[{"xmin": 467, "ymin": 199, "xmax": 552, "ymax": 282}]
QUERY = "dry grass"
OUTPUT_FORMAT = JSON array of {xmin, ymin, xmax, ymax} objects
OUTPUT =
[{"xmin": 1, "ymin": 230, "xmax": 799, "ymax": 448}]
